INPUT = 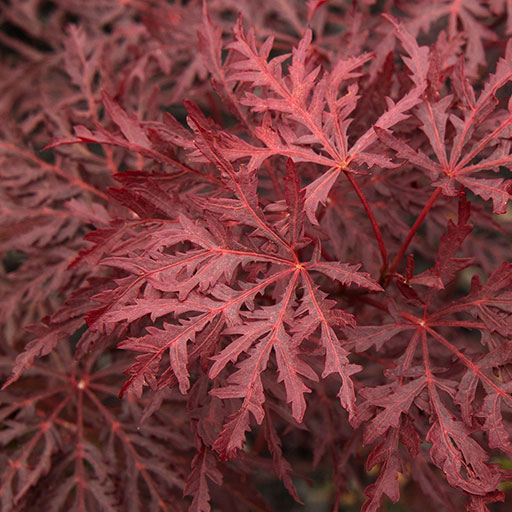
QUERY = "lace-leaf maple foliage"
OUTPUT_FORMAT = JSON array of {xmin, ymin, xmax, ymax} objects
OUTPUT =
[{"xmin": 1, "ymin": 1, "xmax": 512, "ymax": 511}]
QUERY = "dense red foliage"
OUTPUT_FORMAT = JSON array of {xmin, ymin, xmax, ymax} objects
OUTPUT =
[{"xmin": 1, "ymin": 1, "xmax": 511, "ymax": 511}]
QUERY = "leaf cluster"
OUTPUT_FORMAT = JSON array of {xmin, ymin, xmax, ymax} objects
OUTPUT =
[{"xmin": 1, "ymin": 1, "xmax": 512, "ymax": 511}]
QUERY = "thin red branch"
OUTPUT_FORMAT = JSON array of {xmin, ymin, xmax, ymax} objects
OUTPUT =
[
  {"xmin": 344, "ymin": 170, "xmax": 389, "ymax": 270},
  {"xmin": 386, "ymin": 187, "xmax": 442, "ymax": 280}
]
